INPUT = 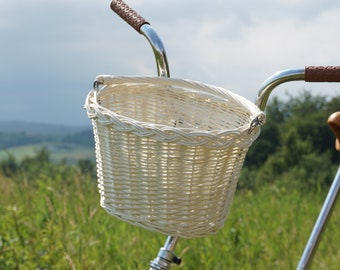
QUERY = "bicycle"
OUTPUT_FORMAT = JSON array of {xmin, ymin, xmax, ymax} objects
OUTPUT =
[{"xmin": 84, "ymin": 1, "xmax": 340, "ymax": 269}]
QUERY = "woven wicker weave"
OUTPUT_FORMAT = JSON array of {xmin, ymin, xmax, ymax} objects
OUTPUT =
[{"xmin": 85, "ymin": 76, "xmax": 265, "ymax": 238}]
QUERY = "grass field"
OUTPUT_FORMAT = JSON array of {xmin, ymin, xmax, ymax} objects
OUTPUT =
[{"xmin": 1, "ymin": 166, "xmax": 340, "ymax": 270}]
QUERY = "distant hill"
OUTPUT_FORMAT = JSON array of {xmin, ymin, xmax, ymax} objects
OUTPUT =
[
  {"xmin": 0, "ymin": 121, "xmax": 90, "ymax": 136},
  {"xmin": 0, "ymin": 121, "xmax": 95, "ymax": 163},
  {"xmin": 0, "ymin": 121, "xmax": 94, "ymax": 148}
]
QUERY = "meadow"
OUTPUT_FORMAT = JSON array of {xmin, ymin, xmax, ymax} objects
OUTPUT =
[
  {"xmin": 1, "ymin": 159, "xmax": 340, "ymax": 270},
  {"xmin": 1, "ymin": 93, "xmax": 340, "ymax": 269}
]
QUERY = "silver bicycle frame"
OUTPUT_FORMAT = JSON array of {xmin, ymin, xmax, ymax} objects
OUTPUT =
[{"xmin": 297, "ymin": 166, "xmax": 340, "ymax": 269}]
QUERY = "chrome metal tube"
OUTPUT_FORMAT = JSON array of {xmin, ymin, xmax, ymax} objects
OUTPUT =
[
  {"xmin": 255, "ymin": 68, "xmax": 305, "ymax": 111},
  {"xmin": 297, "ymin": 166, "xmax": 340, "ymax": 270},
  {"xmin": 163, "ymin": 236, "xmax": 179, "ymax": 252},
  {"xmin": 149, "ymin": 236, "xmax": 180, "ymax": 270},
  {"xmin": 140, "ymin": 24, "xmax": 170, "ymax": 78}
]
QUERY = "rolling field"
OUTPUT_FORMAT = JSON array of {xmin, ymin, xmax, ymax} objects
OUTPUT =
[
  {"xmin": 1, "ymin": 94, "xmax": 340, "ymax": 269},
  {"xmin": 1, "ymin": 167, "xmax": 340, "ymax": 269}
]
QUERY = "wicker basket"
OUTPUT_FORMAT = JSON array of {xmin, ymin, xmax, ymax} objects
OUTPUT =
[{"xmin": 85, "ymin": 75, "xmax": 265, "ymax": 238}]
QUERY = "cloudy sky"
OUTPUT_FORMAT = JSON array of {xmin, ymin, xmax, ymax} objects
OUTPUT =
[{"xmin": 1, "ymin": 0, "xmax": 340, "ymax": 126}]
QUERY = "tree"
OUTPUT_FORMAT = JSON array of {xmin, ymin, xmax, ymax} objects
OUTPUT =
[{"xmin": 240, "ymin": 92, "xmax": 340, "ymax": 191}]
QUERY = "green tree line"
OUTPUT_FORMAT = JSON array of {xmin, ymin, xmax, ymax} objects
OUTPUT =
[
  {"xmin": 0, "ymin": 132, "xmax": 42, "ymax": 149},
  {"xmin": 0, "ymin": 148, "xmax": 95, "ymax": 180},
  {"xmin": 0, "ymin": 129, "xmax": 94, "ymax": 150},
  {"xmin": 0, "ymin": 91, "xmax": 339, "ymax": 192}
]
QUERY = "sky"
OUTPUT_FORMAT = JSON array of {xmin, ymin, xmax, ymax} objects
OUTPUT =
[{"xmin": 1, "ymin": 0, "xmax": 340, "ymax": 126}]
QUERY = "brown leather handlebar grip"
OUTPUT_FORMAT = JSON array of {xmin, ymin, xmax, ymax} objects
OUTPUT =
[
  {"xmin": 305, "ymin": 66, "xmax": 340, "ymax": 82},
  {"xmin": 111, "ymin": 0, "xmax": 149, "ymax": 33},
  {"xmin": 328, "ymin": 112, "xmax": 340, "ymax": 151}
]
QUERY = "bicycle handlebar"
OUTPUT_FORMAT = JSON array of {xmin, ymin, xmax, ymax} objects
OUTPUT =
[
  {"xmin": 110, "ymin": 0, "xmax": 170, "ymax": 78},
  {"xmin": 256, "ymin": 66, "xmax": 340, "ymax": 111},
  {"xmin": 111, "ymin": 0, "xmax": 149, "ymax": 33},
  {"xmin": 305, "ymin": 66, "xmax": 340, "ymax": 82},
  {"xmin": 110, "ymin": 2, "xmax": 340, "ymax": 103}
]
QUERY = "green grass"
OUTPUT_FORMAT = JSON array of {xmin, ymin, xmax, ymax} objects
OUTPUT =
[{"xmin": 1, "ymin": 170, "xmax": 340, "ymax": 269}]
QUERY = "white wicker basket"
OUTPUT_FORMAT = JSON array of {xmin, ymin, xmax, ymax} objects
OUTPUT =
[{"xmin": 85, "ymin": 75, "xmax": 265, "ymax": 238}]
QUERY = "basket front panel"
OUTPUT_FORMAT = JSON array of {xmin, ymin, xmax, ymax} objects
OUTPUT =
[{"xmin": 93, "ymin": 121, "xmax": 250, "ymax": 238}]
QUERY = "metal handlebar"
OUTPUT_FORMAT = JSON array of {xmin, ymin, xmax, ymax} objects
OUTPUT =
[
  {"xmin": 256, "ymin": 68, "xmax": 304, "ymax": 111},
  {"xmin": 256, "ymin": 66, "xmax": 340, "ymax": 111},
  {"xmin": 305, "ymin": 66, "xmax": 340, "ymax": 83},
  {"xmin": 110, "ymin": 0, "xmax": 149, "ymax": 33},
  {"xmin": 110, "ymin": 0, "xmax": 170, "ymax": 78}
]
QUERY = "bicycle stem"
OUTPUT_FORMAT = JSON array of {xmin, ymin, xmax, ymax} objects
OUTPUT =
[{"xmin": 149, "ymin": 236, "xmax": 181, "ymax": 270}]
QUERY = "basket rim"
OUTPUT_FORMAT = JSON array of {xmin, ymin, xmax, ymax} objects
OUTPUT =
[{"xmin": 85, "ymin": 75, "xmax": 265, "ymax": 146}]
